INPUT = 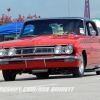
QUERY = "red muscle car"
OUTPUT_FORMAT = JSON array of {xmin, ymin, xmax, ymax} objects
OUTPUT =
[{"xmin": 0, "ymin": 17, "xmax": 100, "ymax": 81}]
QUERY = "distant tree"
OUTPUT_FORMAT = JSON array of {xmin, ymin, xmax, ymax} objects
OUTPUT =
[{"xmin": 0, "ymin": 8, "xmax": 41, "ymax": 25}]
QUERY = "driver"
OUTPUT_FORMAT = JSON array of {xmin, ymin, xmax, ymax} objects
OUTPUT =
[{"xmin": 63, "ymin": 22, "xmax": 74, "ymax": 34}]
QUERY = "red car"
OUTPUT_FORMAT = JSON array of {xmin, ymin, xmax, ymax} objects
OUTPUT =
[{"xmin": 0, "ymin": 17, "xmax": 100, "ymax": 81}]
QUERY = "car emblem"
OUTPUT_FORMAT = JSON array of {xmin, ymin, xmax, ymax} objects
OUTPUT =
[{"xmin": 33, "ymin": 48, "xmax": 37, "ymax": 53}]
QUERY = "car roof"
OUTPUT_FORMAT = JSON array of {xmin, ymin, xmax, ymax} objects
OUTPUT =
[{"xmin": 24, "ymin": 17, "xmax": 91, "ymax": 23}]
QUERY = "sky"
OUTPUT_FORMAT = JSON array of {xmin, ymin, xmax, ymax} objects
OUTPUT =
[{"xmin": 0, "ymin": 0, "xmax": 100, "ymax": 19}]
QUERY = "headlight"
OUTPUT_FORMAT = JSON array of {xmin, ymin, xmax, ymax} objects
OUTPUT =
[
  {"xmin": 65, "ymin": 45, "xmax": 73, "ymax": 54},
  {"xmin": 0, "ymin": 49, "xmax": 6, "ymax": 57},
  {"xmin": 8, "ymin": 48, "xmax": 16, "ymax": 56},
  {"xmin": 54, "ymin": 45, "xmax": 62, "ymax": 54}
]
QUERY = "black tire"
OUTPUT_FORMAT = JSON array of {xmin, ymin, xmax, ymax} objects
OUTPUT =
[
  {"xmin": 72, "ymin": 56, "xmax": 85, "ymax": 77},
  {"xmin": 36, "ymin": 73, "xmax": 49, "ymax": 79},
  {"xmin": 96, "ymin": 71, "xmax": 100, "ymax": 75},
  {"xmin": 2, "ymin": 70, "xmax": 16, "ymax": 81}
]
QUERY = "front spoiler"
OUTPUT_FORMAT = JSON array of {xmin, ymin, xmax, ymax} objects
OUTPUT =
[{"xmin": 0, "ymin": 56, "xmax": 82, "ymax": 62}]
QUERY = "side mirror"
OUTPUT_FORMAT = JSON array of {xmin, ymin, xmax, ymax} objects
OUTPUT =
[{"xmin": 90, "ymin": 30, "xmax": 96, "ymax": 36}]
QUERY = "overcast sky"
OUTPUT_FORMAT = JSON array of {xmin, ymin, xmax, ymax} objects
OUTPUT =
[{"xmin": 0, "ymin": 0, "xmax": 100, "ymax": 19}]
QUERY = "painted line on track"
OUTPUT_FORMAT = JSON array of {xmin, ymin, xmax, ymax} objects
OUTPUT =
[{"xmin": 32, "ymin": 83, "xmax": 59, "ymax": 87}]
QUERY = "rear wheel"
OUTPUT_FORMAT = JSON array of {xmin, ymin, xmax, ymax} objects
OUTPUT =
[
  {"xmin": 72, "ymin": 56, "xmax": 85, "ymax": 77},
  {"xmin": 36, "ymin": 73, "xmax": 49, "ymax": 79},
  {"xmin": 2, "ymin": 70, "xmax": 16, "ymax": 81}
]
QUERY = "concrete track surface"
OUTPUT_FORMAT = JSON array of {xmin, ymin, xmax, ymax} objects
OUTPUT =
[{"xmin": 0, "ymin": 71, "xmax": 99, "ymax": 100}]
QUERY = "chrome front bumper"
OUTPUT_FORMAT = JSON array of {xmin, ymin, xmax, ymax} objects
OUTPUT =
[{"xmin": 0, "ymin": 56, "xmax": 82, "ymax": 62}]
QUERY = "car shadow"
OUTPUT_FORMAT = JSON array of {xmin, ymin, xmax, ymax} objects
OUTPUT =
[
  {"xmin": 16, "ymin": 74, "xmax": 73, "ymax": 81},
  {"xmin": 0, "ymin": 72, "xmax": 97, "ymax": 82}
]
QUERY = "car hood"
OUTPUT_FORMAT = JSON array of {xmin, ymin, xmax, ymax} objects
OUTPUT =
[{"xmin": 0, "ymin": 34, "xmax": 84, "ymax": 47}]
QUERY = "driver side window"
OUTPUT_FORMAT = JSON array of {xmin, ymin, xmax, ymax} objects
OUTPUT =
[{"xmin": 86, "ymin": 22, "xmax": 97, "ymax": 36}]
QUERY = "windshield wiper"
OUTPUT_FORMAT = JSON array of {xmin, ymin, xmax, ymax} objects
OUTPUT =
[{"xmin": 63, "ymin": 31, "xmax": 76, "ymax": 35}]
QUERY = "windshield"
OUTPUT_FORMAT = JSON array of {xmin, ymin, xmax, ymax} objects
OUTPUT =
[{"xmin": 19, "ymin": 19, "xmax": 84, "ymax": 38}]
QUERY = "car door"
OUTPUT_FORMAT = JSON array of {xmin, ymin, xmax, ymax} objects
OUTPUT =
[{"xmin": 87, "ymin": 22, "xmax": 100, "ymax": 65}]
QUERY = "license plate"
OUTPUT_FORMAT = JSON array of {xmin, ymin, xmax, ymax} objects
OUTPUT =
[
  {"xmin": 64, "ymin": 59, "xmax": 75, "ymax": 62},
  {"xmin": 0, "ymin": 61, "xmax": 9, "ymax": 64}
]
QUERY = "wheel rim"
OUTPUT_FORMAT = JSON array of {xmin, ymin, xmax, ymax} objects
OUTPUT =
[{"xmin": 79, "ymin": 57, "xmax": 84, "ymax": 74}]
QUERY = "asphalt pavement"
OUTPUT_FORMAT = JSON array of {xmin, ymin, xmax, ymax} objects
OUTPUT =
[{"xmin": 0, "ymin": 71, "xmax": 99, "ymax": 100}]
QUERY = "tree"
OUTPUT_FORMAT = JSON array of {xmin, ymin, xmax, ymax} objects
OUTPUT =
[{"xmin": 0, "ymin": 8, "xmax": 41, "ymax": 25}]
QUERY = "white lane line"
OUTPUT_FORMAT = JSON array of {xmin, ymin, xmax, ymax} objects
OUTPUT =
[{"xmin": 33, "ymin": 83, "xmax": 59, "ymax": 87}]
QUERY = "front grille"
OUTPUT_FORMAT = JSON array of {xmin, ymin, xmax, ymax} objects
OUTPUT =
[
  {"xmin": 4, "ymin": 45, "xmax": 67, "ymax": 56},
  {"xmin": 15, "ymin": 46, "xmax": 54, "ymax": 55}
]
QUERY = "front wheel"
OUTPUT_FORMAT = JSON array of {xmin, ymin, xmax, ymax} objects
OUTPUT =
[
  {"xmin": 2, "ymin": 70, "xmax": 16, "ymax": 81},
  {"xmin": 72, "ymin": 56, "xmax": 85, "ymax": 77}
]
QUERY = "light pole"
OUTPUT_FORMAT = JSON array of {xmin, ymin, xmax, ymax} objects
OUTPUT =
[{"xmin": 68, "ymin": 0, "xmax": 70, "ymax": 17}]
